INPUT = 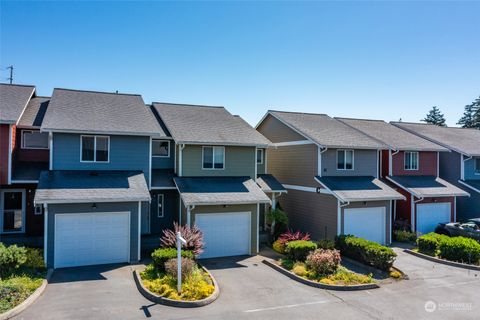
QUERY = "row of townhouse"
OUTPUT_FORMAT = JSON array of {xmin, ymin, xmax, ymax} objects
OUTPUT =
[{"xmin": 1, "ymin": 83, "xmax": 479, "ymax": 269}]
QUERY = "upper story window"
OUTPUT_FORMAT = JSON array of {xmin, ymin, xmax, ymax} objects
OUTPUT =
[
  {"xmin": 152, "ymin": 140, "xmax": 170, "ymax": 157},
  {"xmin": 203, "ymin": 146, "xmax": 225, "ymax": 170},
  {"xmin": 257, "ymin": 149, "xmax": 264, "ymax": 164},
  {"xmin": 22, "ymin": 130, "xmax": 49, "ymax": 149},
  {"xmin": 404, "ymin": 151, "xmax": 419, "ymax": 170},
  {"xmin": 475, "ymin": 157, "xmax": 480, "ymax": 174},
  {"xmin": 81, "ymin": 135, "xmax": 109, "ymax": 162},
  {"xmin": 337, "ymin": 150, "xmax": 354, "ymax": 170}
]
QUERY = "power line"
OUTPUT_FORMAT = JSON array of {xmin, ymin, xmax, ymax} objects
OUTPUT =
[{"xmin": 7, "ymin": 65, "xmax": 13, "ymax": 84}]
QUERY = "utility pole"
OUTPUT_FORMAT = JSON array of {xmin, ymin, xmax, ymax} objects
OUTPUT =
[{"xmin": 7, "ymin": 65, "xmax": 13, "ymax": 84}]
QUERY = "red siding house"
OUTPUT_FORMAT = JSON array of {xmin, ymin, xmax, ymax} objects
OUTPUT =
[{"xmin": 337, "ymin": 118, "xmax": 469, "ymax": 235}]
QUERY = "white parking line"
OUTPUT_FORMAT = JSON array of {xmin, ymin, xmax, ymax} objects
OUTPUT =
[{"xmin": 244, "ymin": 300, "xmax": 331, "ymax": 313}]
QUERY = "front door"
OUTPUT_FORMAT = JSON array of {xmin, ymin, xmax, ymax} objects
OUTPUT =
[{"xmin": 1, "ymin": 190, "xmax": 25, "ymax": 233}]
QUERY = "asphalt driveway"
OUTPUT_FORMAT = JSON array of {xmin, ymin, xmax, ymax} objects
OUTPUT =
[{"xmin": 14, "ymin": 247, "xmax": 480, "ymax": 320}]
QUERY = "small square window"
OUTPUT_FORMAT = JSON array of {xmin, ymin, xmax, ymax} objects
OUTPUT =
[
  {"xmin": 257, "ymin": 149, "xmax": 264, "ymax": 164},
  {"xmin": 203, "ymin": 146, "xmax": 224, "ymax": 170},
  {"xmin": 152, "ymin": 140, "xmax": 170, "ymax": 157},
  {"xmin": 337, "ymin": 150, "xmax": 354, "ymax": 170},
  {"xmin": 81, "ymin": 136, "xmax": 109, "ymax": 162}
]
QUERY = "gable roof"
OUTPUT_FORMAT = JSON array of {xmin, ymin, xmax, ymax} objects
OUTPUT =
[
  {"xmin": 336, "ymin": 118, "xmax": 448, "ymax": 152},
  {"xmin": 41, "ymin": 88, "xmax": 165, "ymax": 136},
  {"xmin": 387, "ymin": 175, "xmax": 469, "ymax": 198},
  {"xmin": 152, "ymin": 103, "xmax": 271, "ymax": 147},
  {"xmin": 17, "ymin": 97, "xmax": 50, "ymax": 128},
  {"xmin": 265, "ymin": 111, "xmax": 386, "ymax": 149},
  {"xmin": 392, "ymin": 122, "xmax": 480, "ymax": 157},
  {"xmin": 0, "ymin": 84, "xmax": 35, "ymax": 124}
]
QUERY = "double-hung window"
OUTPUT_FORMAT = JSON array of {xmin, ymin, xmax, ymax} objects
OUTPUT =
[
  {"xmin": 337, "ymin": 150, "xmax": 354, "ymax": 170},
  {"xmin": 157, "ymin": 194, "xmax": 164, "ymax": 218},
  {"xmin": 257, "ymin": 149, "xmax": 264, "ymax": 164},
  {"xmin": 475, "ymin": 157, "xmax": 480, "ymax": 174},
  {"xmin": 22, "ymin": 130, "xmax": 49, "ymax": 149},
  {"xmin": 404, "ymin": 151, "xmax": 419, "ymax": 170},
  {"xmin": 203, "ymin": 146, "xmax": 225, "ymax": 169},
  {"xmin": 81, "ymin": 135, "xmax": 109, "ymax": 162},
  {"xmin": 152, "ymin": 140, "xmax": 170, "ymax": 157}
]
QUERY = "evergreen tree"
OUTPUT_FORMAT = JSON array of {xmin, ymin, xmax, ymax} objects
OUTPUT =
[
  {"xmin": 422, "ymin": 106, "xmax": 447, "ymax": 127},
  {"xmin": 457, "ymin": 96, "xmax": 480, "ymax": 129}
]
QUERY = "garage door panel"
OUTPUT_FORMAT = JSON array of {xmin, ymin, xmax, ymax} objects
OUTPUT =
[
  {"xmin": 344, "ymin": 207, "xmax": 386, "ymax": 244},
  {"xmin": 196, "ymin": 212, "xmax": 251, "ymax": 259},
  {"xmin": 417, "ymin": 203, "xmax": 451, "ymax": 235},
  {"xmin": 54, "ymin": 212, "xmax": 130, "ymax": 268}
]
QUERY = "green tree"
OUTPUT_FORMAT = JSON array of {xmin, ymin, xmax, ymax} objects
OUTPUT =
[
  {"xmin": 458, "ymin": 96, "xmax": 480, "ymax": 129},
  {"xmin": 422, "ymin": 106, "xmax": 447, "ymax": 127}
]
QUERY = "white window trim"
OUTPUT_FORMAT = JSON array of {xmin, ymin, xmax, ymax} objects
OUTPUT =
[
  {"xmin": 0, "ymin": 189, "xmax": 26, "ymax": 234},
  {"xmin": 80, "ymin": 135, "xmax": 110, "ymax": 163},
  {"xmin": 404, "ymin": 151, "xmax": 419, "ymax": 171},
  {"xmin": 474, "ymin": 157, "xmax": 480, "ymax": 175},
  {"xmin": 257, "ymin": 149, "xmax": 264, "ymax": 165},
  {"xmin": 157, "ymin": 194, "xmax": 164, "ymax": 218},
  {"xmin": 152, "ymin": 140, "xmax": 170, "ymax": 158},
  {"xmin": 202, "ymin": 146, "xmax": 225, "ymax": 170},
  {"xmin": 21, "ymin": 130, "xmax": 49, "ymax": 150},
  {"xmin": 336, "ymin": 149, "xmax": 354, "ymax": 171}
]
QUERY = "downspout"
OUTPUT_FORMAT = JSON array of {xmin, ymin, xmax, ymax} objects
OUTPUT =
[
  {"xmin": 389, "ymin": 149, "xmax": 399, "ymax": 176},
  {"xmin": 461, "ymin": 155, "xmax": 472, "ymax": 181},
  {"xmin": 186, "ymin": 205, "xmax": 195, "ymax": 227},
  {"xmin": 43, "ymin": 203, "xmax": 48, "ymax": 266},
  {"xmin": 412, "ymin": 196, "xmax": 424, "ymax": 233},
  {"xmin": 337, "ymin": 200, "xmax": 350, "ymax": 236},
  {"xmin": 318, "ymin": 147, "xmax": 328, "ymax": 177},
  {"xmin": 179, "ymin": 144, "xmax": 185, "ymax": 177}
]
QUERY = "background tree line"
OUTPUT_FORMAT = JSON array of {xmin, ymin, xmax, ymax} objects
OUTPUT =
[{"xmin": 420, "ymin": 95, "xmax": 480, "ymax": 129}]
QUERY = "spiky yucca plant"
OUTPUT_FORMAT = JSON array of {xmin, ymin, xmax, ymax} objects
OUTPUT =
[{"xmin": 160, "ymin": 222, "xmax": 204, "ymax": 256}]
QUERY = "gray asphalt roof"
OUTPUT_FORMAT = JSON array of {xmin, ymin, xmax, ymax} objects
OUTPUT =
[
  {"xmin": 256, "ymin": 174, "xmax": 287, "ymax": 193},
  {"xmin": 17, "ymin": 97, "xmax": 50, "ymax": 127},
  {"xmin": 268, "ymin": 111, "xmax": 386, "ymax": 149},
  {"xmin": 174, "ymin": 176, "xmax": 271, "ymax": 206},
  {"xmin": 387, "ymin": 175, "xmax": 470, "ymax": 198},
  {"xmin": 336, "ymin": 118, "xmax": 448, "ymax": 152},
  {"xmin": 0, "ymin": 84, "xmax": 35, "ymax": 123},
  {"xmin": 152, "ymin": 103, "xmax": 271, "ymax": 147},
  {"xmin": 315, "ymin": 176, "xmax": 405, "ymax": 202},
  {"xmin": 151, "ymin": 169, "xmax": 176, "ymax": 188},
  {"xmin": 41, "ymin": 88, "xmax": 166, "ymax": 136},
  {"xmin": 35, "ymin": 170, "xmax": 151, "ymax": 204},
  {"xmin": 392, "ymin": 122, "xmax": 480, "ymax": 157},
  {"xmin": 12, "ymin": 161, "xmax": 49, "ymax": 181}
]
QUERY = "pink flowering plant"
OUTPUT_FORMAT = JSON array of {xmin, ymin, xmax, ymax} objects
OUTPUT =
[{"xmin": 306, "ymin": 249, "xmax": 341, "ymax": 275}]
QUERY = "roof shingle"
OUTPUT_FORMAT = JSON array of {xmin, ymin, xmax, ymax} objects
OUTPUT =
[
  {"xmin": 268, "ymin": 111, "xmax": 386, "ymax": 149},
  {"xmin": 152, "ymin": 103, "xmax": 271, "ymax": 146},
  {"xmin": 18, "ymin": 97, "xmax": 50, "ymax": 127},
  {"xmin": 336, "ymin": 118, "xmax": 448, "ymax": 152},
  {"xmin": 0, "ymin": 84, "xmax": 35, "ymax": 123},
  {"xmin": 392, "ymin": 122, "xmax": 480, "ymax": 157},
  {"xmin": 42, "ymin": 88, "xmax": 165, "ymax": 136},
  {"xmin": 387, "ymin": 175, "xmax": 470, "ymax": 198}
]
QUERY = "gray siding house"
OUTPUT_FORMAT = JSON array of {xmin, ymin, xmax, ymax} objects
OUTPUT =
[
  {"xmin": 392, "ymin": 122, "xmax": 480, "ymax": 220},
  {"xmin": 34, "ymin": 88, "xmax": 165, "ymax": 268},
  {"xmin": 256, "ymin": 111, "xmax": 405, "ymax": 244}
]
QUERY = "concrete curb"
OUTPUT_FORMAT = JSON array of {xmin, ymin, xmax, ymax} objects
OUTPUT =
[
  {"xmin": 133, "ymin": 266, "xmax": 220, "ymax": 308},
  {"xmin": 262, "ymin": 259, "xmax": 379, "ymax": 291},
  {"xmin": 342, "ymin": 257, "xmax": 409, "ymax": 280},
  {"xmin": 404, "ymin": 249, "xmax": 480, "ymax": 271},
  {"xmin": 0, "ymin": 269, "xmax": 54, "ymax": 320}
]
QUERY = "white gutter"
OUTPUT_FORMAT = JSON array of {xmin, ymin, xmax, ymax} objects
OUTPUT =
[{"xmin": 179, "ymin": 144, "xmax": 185, "ymax": 177}]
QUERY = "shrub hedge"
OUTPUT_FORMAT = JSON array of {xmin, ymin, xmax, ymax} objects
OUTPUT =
[
  {"xmin": 285, "ymin": 240, "xmax": 317, "ymax": 261},
  {"xmin": 417, "ymin": 233, "xmax": 449, "ymax": 256},
  {"xmin": 0, "ymin": 244, "xmax": 28, "ymax": 277},
  {"xmin": 335, "ymin": 235, "xmax": 396, "ymax": 271},
  {"xmin": 393, "ymin": 230, "xmax": 417, "ymax": 243},
  {"xmin": 438, "ymin": 236, "xmax": 480, "ymax": 264},
  {"xmin": 151, "ymin": 248, "xmax": 194, "ymax": 271}
]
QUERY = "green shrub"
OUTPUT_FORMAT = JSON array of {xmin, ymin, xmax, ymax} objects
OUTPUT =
[
  {"xmin": 272, "ymin": 240, "xmax": 286, "ymax": 254},
  {"xmin": 151, "ymin": 248, "xmax": 194, "ymax": 271},
  {"xmin": 285, "ymin": 240, "xmax": 317, "ymax": 261},
  {"xmin": 24, "ymin": 248, "xmax": 45, "ymax": 269},
  {"xmin": 279, "ymin": 258, "xmax": 294, "ymax": 270},
  {"xmin": 292, "ymin": 262, "xmax": 307, "ymax": 277},
  {"xmin": 438, "ymin": 236, "xmax": 480, "ymax": 264},
  {"xmin": 393, "ymin": 230, "xmax": 417, "ymax": 243},
  {"xmin": 335, "ymin": 235, "xmax": 396, "ymax": 271},
  {"xmin": 417, "ymin": 233, "xmax": 449, "ymax": 256},
  {"xmin": 0, "ymin": 244, "xmax": 28, "ymax": 277},
  {"xmin": 317, "ymin": 239, "xmax": 335, "ymax": 250}
]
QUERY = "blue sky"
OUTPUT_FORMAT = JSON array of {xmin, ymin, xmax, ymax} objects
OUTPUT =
[{"xmin": 1, "ymin": 1, "xmax": 479, "ymax": 127}]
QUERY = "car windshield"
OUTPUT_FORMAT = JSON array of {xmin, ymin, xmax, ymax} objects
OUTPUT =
[{"xmin": 462, "ymin": 223, "xmax": 479, "ymax": 230}]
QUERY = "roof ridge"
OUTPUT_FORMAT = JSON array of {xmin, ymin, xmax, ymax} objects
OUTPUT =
[
  {"xmin": 53, "ymin": 87, "xmax": 141, "ymax": 97},
  {"xmin": 152, "ymin": 102, "xmax": 225, "ymax": 109},
  {"xmin": 0, "ymin": 83, "xmax": 35, "ymax": 88},
  {"xmin": 269, "ymin": 109, "xmax": 329, "ymax": 116},
  {"xmin": 335, "ymin": 117, "xmax": 386, "ymax": 123},
  {"xmin": 392, "ymin": 121, "xmax": 478, "ymax": 131}
]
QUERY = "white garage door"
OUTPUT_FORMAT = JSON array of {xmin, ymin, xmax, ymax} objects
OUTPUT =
[
  {"xmin": 195, "ymin": 212, "xmax": 251, "ymax": 259},
  {"xmin": 417, "ymin": 203, "xmax": 451, "ymax": 235},
  {"xmin": 54, "ymin": 212, "xmax": 130, "ymax": 268},
  {"xmin": 344, "ymin": 207, "xmax": 386, "ymax": 244}
]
